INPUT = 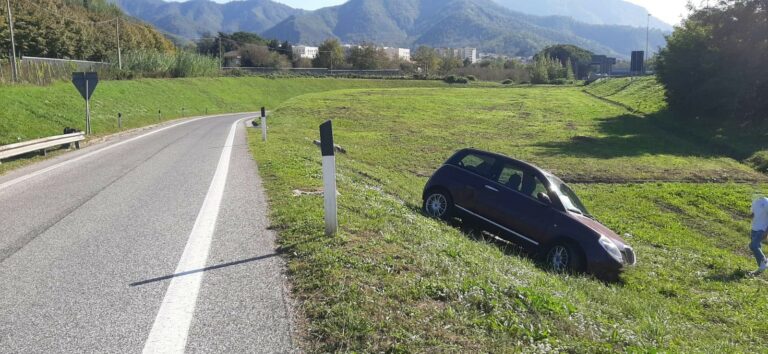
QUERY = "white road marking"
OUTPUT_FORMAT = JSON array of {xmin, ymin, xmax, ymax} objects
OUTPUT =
[
  {"xmin": 0, "ymin": 114, "xmax": 247, "ymax": 193},
  {"xmin": 142, "ymin": 118, "xmax": 241, "ymax": 354}
]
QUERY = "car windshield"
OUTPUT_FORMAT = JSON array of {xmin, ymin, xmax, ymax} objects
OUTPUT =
[{"xmin": 547, "ymin": 175, "xmax": 591, "ymax": 216}]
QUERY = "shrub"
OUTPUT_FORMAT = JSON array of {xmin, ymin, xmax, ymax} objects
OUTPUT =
[
  {"xmin": 444, "ymin": 75, "xmax": 469, "ymax": 84},
  {"xmin": 502, "ymin": 79, "xmax": 514, "ymax": 85},
  {"xmin": 466, "ymin": 75, "xmax": 477, "ymax": 81}
]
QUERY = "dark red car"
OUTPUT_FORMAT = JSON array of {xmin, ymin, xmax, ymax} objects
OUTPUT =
[{"xmin": 422, "ymin": 148, "xmax": 636, "ymax": 279}]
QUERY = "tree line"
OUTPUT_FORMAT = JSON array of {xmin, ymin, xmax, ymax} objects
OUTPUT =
[{"xmin": 656, "ymin": 0, "xmax": 767, "ymax": 121}]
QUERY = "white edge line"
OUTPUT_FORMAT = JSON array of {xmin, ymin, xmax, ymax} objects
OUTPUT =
[
  {"xmin": 455, "ymin": 204, "xmax": 540, "ymax": 246},
  {"xmin": 142, "ymin": 118, "xmax": 243, "ymax": 354},
  {"xmin": 0, "ymin": 114, "xmax": 246, "ymax": 192}
]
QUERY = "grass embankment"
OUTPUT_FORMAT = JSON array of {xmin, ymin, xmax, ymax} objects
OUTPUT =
[
  {"xmin": 0, "ymin": 77, "xmax": 443, "ymax": 174},
  {"xmin": 586, "ymin": 77, "xmax": 768, "ymax": 172},
  {"xmin": 249, "ymin": 85, "xmax": 768, "ymax": 352}
]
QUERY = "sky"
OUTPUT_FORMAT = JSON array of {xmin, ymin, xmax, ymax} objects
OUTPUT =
[{"xmin": 207, "ymin": 0, "xmax": 692, "ymax": 25}]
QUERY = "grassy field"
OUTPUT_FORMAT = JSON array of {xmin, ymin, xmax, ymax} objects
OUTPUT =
[
  {"xmin": 248, "ymin": 84, "xmax": 768, "ymax": 352},
  {"xmin": 0, "ymin": 77, "xmax": 444, "ymax": 174}
]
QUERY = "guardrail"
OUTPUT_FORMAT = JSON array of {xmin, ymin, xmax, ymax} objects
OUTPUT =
[{"xmin": 0, "ymin": 132, "xmax": 85, "ymax": 164}]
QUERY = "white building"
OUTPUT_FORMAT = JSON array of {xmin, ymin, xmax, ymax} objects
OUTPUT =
[
  {"xmin": 436, "ymin": 47, "xmax": 478, "ymax": 64},
  {"xmin": 459, "ymin": 47, "xmax": 478, "ymax": 64},
  {"xmin": 292, "ymin": 45, "xmax": 319, "ymax": 59},
  {"xmin": 383, "ymin": 47, "xmax": 411, "ymax": 62}
]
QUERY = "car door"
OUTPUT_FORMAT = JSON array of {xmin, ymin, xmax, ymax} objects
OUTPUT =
[
  {"xmin": 448, "ymin": 151, "xmax": 499, "ymax": 216},
  {"xmin": 476, "ymin": 162, "xmax": 553, "ymax": 247}
]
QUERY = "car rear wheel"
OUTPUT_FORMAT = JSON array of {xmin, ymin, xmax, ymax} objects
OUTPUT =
[
  {"xmin": 545, "ymin": 242, "xmax": 584, "ymax": 273},
  {"xmin": 424, "ymin": 190, "xmax": 453, "ymax": 220}
]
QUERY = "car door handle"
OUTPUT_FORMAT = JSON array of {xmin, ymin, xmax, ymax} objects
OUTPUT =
[{"xmin": 484, "ymin": 185, "xmax": 499, "ymax": 192}]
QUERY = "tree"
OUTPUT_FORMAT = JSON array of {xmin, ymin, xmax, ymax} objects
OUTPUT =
[
  {"xmin": 537, "ymin": 45, "xmax": 593, "ymax": 79},
  {"xmin": 348, "ymin": 44, "xmax": 389, "ymax": 70},
  {"xmin": 312, "ymin": 39, "xmax": 344, "ymax": 69},
  {"xmin": 412, "ymin": 46, "xmax": 441, "ymax": 76},
  {"xmin": 656, "ymin": 0, "xmax": 768, "ymax": 120},
  {"xmin": 565, "ymin": 58, "xmax": 575, "ymax": 80},
  {"xmin": 531, "ymin": 56, "xmax": 550, "ymax": 84}
]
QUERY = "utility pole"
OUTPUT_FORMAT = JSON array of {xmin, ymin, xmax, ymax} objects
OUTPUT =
[
  {"xmin": 645, "ymin": 13, "xmax": 650, "ymax": 74},
  {"xmin": 116, "ymin": 17, "xmax": 122, "ymax": 70},
  {"xmin": 6, "ymin": 0, "xmax": 18, "ymax": 82},
  {"xmin": 218, "ymin": 35, "xmax": 223, "ymax": 70}
]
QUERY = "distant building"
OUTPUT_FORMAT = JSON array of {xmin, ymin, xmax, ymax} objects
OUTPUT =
[
  {"xmin": 292, "ymin": 45, "xmax": 319, "ymax": 59},
  {"xmin": 223, "ymin": 51, "xmax": 241, "ymax": 67},
  {"xmin": 383, "ymin": 47, "xmax": 411, "ymax": 61},
  {"xmin": 591, "ymin": 55, "xmax": 617, "ymax": 75},
  {"xmin": 436, "ymin": 47, "xmax": 478, "ymax": 64}
]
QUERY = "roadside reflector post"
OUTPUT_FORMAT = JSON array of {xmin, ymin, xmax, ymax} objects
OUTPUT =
[
  {"xmin": 261, "ymin": 107, "xmax": 267, "ymax": 142},
  {"xmin": 320, "ymin": 120, "xmax": 338, "ymax": 236},
  {"xmin": 118, "ymin": 112, "xmax": 122, "ymax": 129}
]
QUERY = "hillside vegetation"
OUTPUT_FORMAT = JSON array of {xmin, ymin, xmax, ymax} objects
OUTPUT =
[
  {"xmin": 0, "ymin": 77, "xmax": 443, "ymax": 174},
  {"xmin": 248, "ymin": 84, "xmax": 768, "ymax": 352},
  {"xmin": 0, "ymin": 0, "xmax": 173, "ymax": 61}
]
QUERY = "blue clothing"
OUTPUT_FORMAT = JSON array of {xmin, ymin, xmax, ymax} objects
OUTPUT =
[{"xmin": 750, "ymin": 230, "xmax": 766, "ymax": 267}]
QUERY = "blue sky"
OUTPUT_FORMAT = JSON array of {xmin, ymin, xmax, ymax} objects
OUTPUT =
[{"xmin": 206, "ymin": 0, "xmax": 690, "ymax": 25}]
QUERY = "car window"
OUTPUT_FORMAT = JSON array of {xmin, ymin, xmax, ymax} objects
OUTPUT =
[
  {"xmin": 457, "ymin": 153, "xmax": 496, "ymax": 179},
  {"xmin": 497, "ymin": 164, "xmax": 525, "ymax": 191},
  {"xmin": 501, "ymin": 165, "xmax": 547, "ymax": 201},
  {"xmin": 520, "ymin": 173, "xmax": 547, "ymax": 199}
]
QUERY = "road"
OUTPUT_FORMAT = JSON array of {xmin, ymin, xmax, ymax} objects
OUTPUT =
[{"xmin": 0, "ymin": 113, "xmax": 298, "ymax": 353}]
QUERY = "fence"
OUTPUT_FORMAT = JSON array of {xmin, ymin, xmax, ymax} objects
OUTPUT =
[
  {"xmin": 224, "ymin": 67, "xmax": 403, "ymax": 77},
  {"xmin": 0, "ymin": 57, "xmax": 111, "ymax": 85}
]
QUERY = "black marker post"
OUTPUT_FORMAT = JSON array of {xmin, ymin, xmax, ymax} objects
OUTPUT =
[
  {"xmin": 260, "ymin": 107, "xmax": 267, "ymax": 142},
  {"xmin": 320, "ymin": 120, "xmax": 337, "ymax": 235}
]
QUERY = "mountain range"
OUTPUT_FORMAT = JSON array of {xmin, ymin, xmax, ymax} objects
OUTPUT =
[
  {"xmin": 111, "ymin": 0, "xmax": 669, "ymax": 57},
  {"xmin": 495, "ymin": 0, "xmax": 673, "ymax": 31}
]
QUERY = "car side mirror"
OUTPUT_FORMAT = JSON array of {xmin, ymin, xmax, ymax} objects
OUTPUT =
[{"xmin": 537, "ymin": 192, "xmax": 552, "ymax": 205}]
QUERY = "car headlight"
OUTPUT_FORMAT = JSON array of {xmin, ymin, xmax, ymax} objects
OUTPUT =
[{"xmin": 599, "ymin": 235, "xmax": 624, "ymax": 263}]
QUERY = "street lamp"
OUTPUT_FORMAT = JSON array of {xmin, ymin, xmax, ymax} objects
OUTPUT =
[{"xmin": 645, "ymin": 13, "xmax": 650, "ymax": 74}]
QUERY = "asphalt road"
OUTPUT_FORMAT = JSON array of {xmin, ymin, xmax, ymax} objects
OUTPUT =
[{"xmin": 0, "ymin": 113, "xmax": 298, "ymax": 353}]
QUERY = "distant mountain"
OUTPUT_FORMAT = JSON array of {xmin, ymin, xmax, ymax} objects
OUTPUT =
[
  {"xmin": 263, "ymin": 0, "xmax": 667, "ymax": 57},
  {"xmin": 110, "ymin": 0, "xmax": 303, "ymax": 39},
  {"xmin": 493, "ymin": 0, "xmax": 673, "ymax": 31},
  {"xmin": 111, "ymin": 0, "xmax": 668, "ymax": 58}
]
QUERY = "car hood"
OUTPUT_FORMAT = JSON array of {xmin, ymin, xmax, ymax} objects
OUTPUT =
[{"xmin": 570, "ymin": 213, "xmax": 629, "ymax": 247}]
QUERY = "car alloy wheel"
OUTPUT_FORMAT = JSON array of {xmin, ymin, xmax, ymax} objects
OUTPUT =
[
  {"xmin": 425, "ymin": 192, "xmax": 449, "ymax": 219},
  {"xmin": 547, "ymin": 245, "xmax": 570, "ymax": 273}
]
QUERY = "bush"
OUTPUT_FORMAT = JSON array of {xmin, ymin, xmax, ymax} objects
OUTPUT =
[
  {"xmin": 110, "ymin": 50, "xmax": 219, "ymax": 79},
  {"xmin": 502, "ymin": 79, "xmax": 514, "ymax": 85},
  {"xmin": 466, "ymin": 75, "xmax": 477, "ymax": 81},
  {"xmin": 444, "ymin": 75, "xmax": 469, "ymax": 84}
]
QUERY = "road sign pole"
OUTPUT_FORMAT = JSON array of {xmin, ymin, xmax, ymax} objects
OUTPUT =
[
  {"xmin": 72, "ymin": 72, "xmax": 99, "ymax": 135},
  {"xmin": 320, "ymin": 120, "xmax": 337, "ymax": 236},
  {"xmin": 261, "ymin": 107, "xmax": 267, "ymax": 142},
  {"xmin": 85, "ymin": 80, "xmax": 91, "ymax": 134}
]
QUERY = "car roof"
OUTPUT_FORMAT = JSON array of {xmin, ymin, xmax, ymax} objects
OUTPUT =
[{"xmin": 454, "ymin": 148, "xmax": 550, "ymax": 176}]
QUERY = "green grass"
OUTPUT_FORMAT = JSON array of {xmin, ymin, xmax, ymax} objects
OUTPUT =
[
  {"xmin": 248, "ymin": 85, "xmax": 768, "ymax": 352},
  {"xmin": 0, "ymin": 77, "xmax": 443, "ymax": 174},
  {"xmin": 584, "ymin": 77, "xmax": 667, "ymax": 115},
  {"xmin": 585, "ymin": 77, "xmax": 768, "ymax": 169}
]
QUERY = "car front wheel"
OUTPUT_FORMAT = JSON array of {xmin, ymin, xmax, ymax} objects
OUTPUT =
[
  {"xmin": 545, "ymin": 242, "xmax": 584, "ymax": 273},
  {"xmin": 423, "ymin": 190, "xmax": 453, "ymax": 220}
]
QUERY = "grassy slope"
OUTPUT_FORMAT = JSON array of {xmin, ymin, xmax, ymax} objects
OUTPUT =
[
  {"xmin": 0, "ymin": 77, "xmax": 443, "ymax": 174},
  {"xmin": 248, "ymin": 86, "xmax": 768, "ymax": 352},
  {"xmin": 586, "ymin": 77, "xmax": 768, "ymax": 168},
  {"xmin": 584, "ymin": 77, "xmax": 667, "ymax": 115}
]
